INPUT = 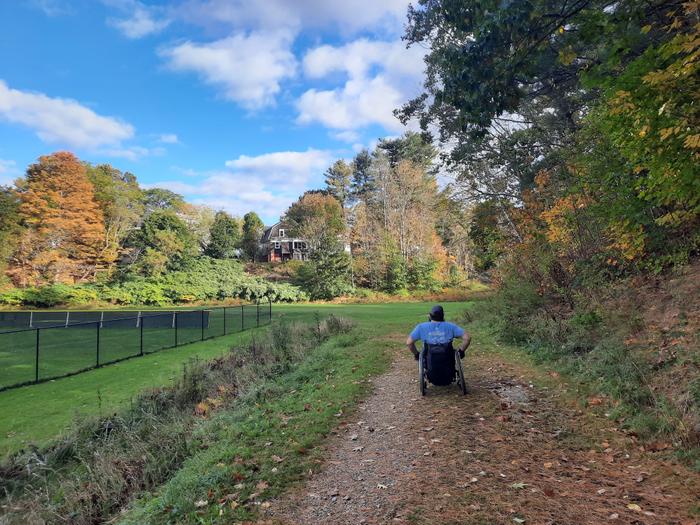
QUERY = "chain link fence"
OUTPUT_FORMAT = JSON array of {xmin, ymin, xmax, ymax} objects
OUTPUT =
[{"xmin": 0, "ymin": 300, "xmax": 272, "ymax": 391}]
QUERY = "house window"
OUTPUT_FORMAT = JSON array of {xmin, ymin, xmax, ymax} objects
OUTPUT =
[
  {"xmin": 274, "ymin": 241, "xmax": 281, "ymax": 249},
  {"xmin": 279, "ymin": 229, "xmax": 285, "ymax": 237}
]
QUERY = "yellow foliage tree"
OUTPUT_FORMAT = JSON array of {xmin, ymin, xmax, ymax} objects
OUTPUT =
[{"xmin": 9, "ymin": 152, "xmax": 107, "ymax": 285}]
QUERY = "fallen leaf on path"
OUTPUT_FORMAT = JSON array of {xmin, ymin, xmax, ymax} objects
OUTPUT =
[
  {"xmin": 350, "ymin": 434, "xmax": 358, "ymax": 441},
  {"xmin": 377, "ymin": 483, "xmax": 387, "ymax": 489},
  {"xmin": 510, "ymin": 482, "xmax": 527, "ymax": 489},
  {"xmin": 271, "ymin": 455, "xmax": 284, "ymax": 463},
  {"xmin": 353, "ymin": 446, "xmax": 364, "ymax": 452},
  {"xmin": 626, "ymin": 503, "xmax": 642, "ymax": 512},
  {"xmin": 256, "ymin": 481, "xmax": 269, "ymax": 490},
  {"xmin": 194, "ymin": 500, "xmax": 208, "ymax": 508},
  {"xmin": 543, "ymin": 462, "xmax": 553, "ymax": 469}
]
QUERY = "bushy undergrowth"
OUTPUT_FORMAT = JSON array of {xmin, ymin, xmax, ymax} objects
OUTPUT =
[
  {"xmin": 0, "ymin": 258, "xmax": 307, "ymax": 307},
  {"xmin": 0, "ymin": 315, "xmax": 354, "ymax": 524},
  {"xmin": 465, "ymin": 272, "xmax": 699, "ymax": 462}
]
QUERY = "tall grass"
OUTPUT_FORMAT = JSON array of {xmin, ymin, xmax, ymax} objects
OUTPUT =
[{"xmin": 0, "ymin": 315, "xmax": 354, "ymax": 524}]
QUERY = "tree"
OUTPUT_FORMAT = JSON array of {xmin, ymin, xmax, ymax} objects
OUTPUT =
[
  {"xmin": 129, "ymin": 210, "xmax": 196, "ymax": 276},
  {"xmin": 0, "ymin": 186, "xmax": 22, "ymax": 280},
  {"xmin": 85, "ymin": 163, "xmax": 144, "ymax": 271},
  {"xmin": 241, "ymin": 211, "xmax": 264, "ymax": 261},
  {"xmin": 296, "ymin": 234, "xmax": 352, "ymax": 299},
  {"xmin": 350, "ymin": 149, "xmax": 374, "ymax": 202},
  {"xmin": 10, "ymin": 152, "xmax": 106, "ymax": 285},
  {"xmin": 206, "ymin": 211, "xmax": 241, "ymax": 259},
  {"xmin": 284, "ymin": 191, "xmax": 344, "ymax": 248},
  {"xmin": 324, "ymin": 160, "xmax": 353, "ymax": 208},
  {"xmin": 377, "ymin": 132, "xmax": 436, "ymax": 170},
  {"xmin": 179, "ymin": 203, "xmax": 215, "ymax": 250},
  {"xmin": 143, "ymin": 188, "xmax": 185, "ymax": 215}
]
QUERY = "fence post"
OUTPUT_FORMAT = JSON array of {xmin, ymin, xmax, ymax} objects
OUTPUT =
[
  {"xmin": 269, "ymin": 297, "xmax": 272, "ymax": 324},
  {"xmin": 256, "ymin": 301, "xmax": 260, "ymax": 327},
  {"xmin": 175, "ymin": 312, "xmax": 178, "ymax": 347},
  {"xmin": 35, "ymin": 328, "xmax": 40, "ymax": 383},
  {"xmin": 223, "ymin": 306, "xmax": 227, "ymax": 335},
  {"xmin": 96, "ymin": 322, "xmax": 101, "ymax": 367},
  {"xmin": 241, "ymin": 305, "xmax": 244, "ymax": 331},
  {"xmin": 201, "ymin": 309, "xmax": 205, "ymax": 341},
  {"xmin": 140, "ymin": 317, "xmax": 144, "ymax": 356}
]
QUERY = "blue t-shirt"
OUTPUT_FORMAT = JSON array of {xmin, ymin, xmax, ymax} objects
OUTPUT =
[{"xmin": 410, "ymin": 321, "xmax": 465, "ymax": 345}]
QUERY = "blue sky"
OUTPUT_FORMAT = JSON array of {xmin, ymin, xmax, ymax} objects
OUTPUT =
[{"xmin": 0, "ymin": 0, "xmax": 424, "ymax": 223}]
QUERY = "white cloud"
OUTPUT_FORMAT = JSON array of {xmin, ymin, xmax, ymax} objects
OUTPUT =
[
  {"xmin": 161, "ymin": 31, "xmax": 297, "ymax": 109},
  {"xmin": 297, "ymin": 39, "xmax": 425, "ymax": 132},
  {"xmin": 102, "ymin": 145, "xmax": 165, "ymax": 161},
  {"xmin": 224, "ymin": 148, "xmax": 333, "ymax": 186},
  {"xmin": 155, "ymin": 148, "xmax": 335, "ymax": 220},
  {"xmin": 158, "ymin": 133, "xmax": 179, "ymax": 144},
  {"xmin": 0, "ymin": 80, "xmax": 134, "ymax": 149},
  {"xmin": 331, "ymin": 130, "xmax": 360, "ymax": 143},
  {"xmin": 175, "ymin": 0, "xmax": 410, "ymax": 35},
  {"xmin": 0, "ymin": 159, "xmax": 20, "ymax": 185},
  {"xmin": 105, "ymin": 0, "xmax": 170, "ymax": 38}
]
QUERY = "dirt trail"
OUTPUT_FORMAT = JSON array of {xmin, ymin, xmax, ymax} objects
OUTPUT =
[{"xmin": 263, "ymin": 346, "xmax": 700, "ymax": 525}]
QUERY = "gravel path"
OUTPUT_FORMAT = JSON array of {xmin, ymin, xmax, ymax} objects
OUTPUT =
[{"xmin": 263, "ymin": 348, "xmax": 700, "ymax": 525}]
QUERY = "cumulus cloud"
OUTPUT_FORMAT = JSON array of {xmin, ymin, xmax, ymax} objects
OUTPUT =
[
  {"xmin": 105, "ymin": 0, "xmax": 170, "ymax": 38},
  {"xmin": 175, "ymin": 0, "xmax": 410, "ymax": 35},
  {"xmin": 158, "ymin": 133, "xmax": 179, "ymax": 144},
  {"xmin": 297, "ymin": 39, "xmax": 425, "ymax": 132},
  {"xmin": 161, "ymin": 31, "xmax": 297, "ymax": 109},
  {"xmin": 156, "ymin": 148, "xmax": 335, "ymax": 220},
  {"xmin": 224, "ymin": 148, "xmax": 334, "ymax": 186},
  {"xmin": 0, "ymin": 159, "xmax": 20, "ymax": 185},
  {"xmin": 0, "ymin": 80, "xmax": 134, "ymax": 149}
]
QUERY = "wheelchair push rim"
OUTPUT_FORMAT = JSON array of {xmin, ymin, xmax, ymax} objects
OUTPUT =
[
  {"xmin": 455, "ymin": 350, "xmax": 467, "ymax": 395},
  {"xmin": 418, "ymin": 350, "xmax": 426, "ymax": 396}
]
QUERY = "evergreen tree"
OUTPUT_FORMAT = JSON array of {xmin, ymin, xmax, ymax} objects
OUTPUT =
[
  {"xmin": 241, "ymin": 211, "xmax": 264, "ymax": 261},
  {"xmin": 296, "ymin": 234, "xmax": 352, "ymax": 299},
  {"xmin": 206, "ymin": 211, "xmax": 241, "ymax": 259},
  {"xmin": 350, "ymin": 149, "xmax": 375, "ymax": 202},
  {"xmin": 324, "ymin": 160, "xmax": 352, "ymax": 207}
]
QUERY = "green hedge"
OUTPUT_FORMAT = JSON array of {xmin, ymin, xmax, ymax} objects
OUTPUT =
[{"xmin": 0, "ymin": 258, "xmax": 307, "ymax": 307}]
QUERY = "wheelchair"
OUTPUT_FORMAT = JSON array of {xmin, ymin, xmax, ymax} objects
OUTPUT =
[{"xmin": 418, "ymin": 343, "xmax": 467, "ymax": 396}]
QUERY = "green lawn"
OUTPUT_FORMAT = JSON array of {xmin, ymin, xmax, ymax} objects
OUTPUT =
[
  {"xmin": 0, "ymin": 305, "xmax": 264, "ymax": 390},
  {"xmin": 0, "ymin": 301, "xmax": 468, "ymax": 458}
]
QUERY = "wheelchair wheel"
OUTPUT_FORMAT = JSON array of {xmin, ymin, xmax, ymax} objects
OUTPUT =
[
  {"xmin": 418, "ymin": 350, "xmax": 426, "ymax": 396},
  {"xmin": 455, "ymin": 351, "xmax": 467, "ymax": 395}
]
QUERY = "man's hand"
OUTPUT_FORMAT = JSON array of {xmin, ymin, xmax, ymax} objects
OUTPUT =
[{"xmin": 413, "ymin": 351, "xmax": 420, "ymax": 361}]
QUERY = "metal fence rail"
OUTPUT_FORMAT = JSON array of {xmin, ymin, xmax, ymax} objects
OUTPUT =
[{"xmin": 0, "ymin": 299, "xmax": 273, "ymax": 391}]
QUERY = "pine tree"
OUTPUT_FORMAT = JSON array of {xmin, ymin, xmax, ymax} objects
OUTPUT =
[
  {"xmin": 324, "ymin": 160, "xmax": 352, "ymax": 207},
  {"xmin": 296, "ymin": 234, "xmax": 352, "ymax": 299},
  {"xmin": 10, "ymin": 152, "xmax": 106, "ymax": 285}
]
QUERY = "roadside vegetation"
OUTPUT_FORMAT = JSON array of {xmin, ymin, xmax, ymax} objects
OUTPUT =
[
  {"xmin": 398, "ymin": 0, "xmax": 699, "ymax": 467},
  {"xmin": 0, "ymin": 314, "xmax": 387, "ymax": 524}
]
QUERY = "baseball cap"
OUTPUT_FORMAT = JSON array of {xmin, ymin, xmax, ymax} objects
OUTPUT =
[{"xmin": 429, "ymin": 305, "xmax": 444, "ymax": 320}]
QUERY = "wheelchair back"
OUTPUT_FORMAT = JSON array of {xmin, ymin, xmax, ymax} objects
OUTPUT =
[{"xmin": 423, "ymin": 342, "xmax": 456, "ymax": 386}]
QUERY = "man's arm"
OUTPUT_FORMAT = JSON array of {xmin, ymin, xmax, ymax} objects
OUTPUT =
[
  {"xmin": 406, "ymin": 335, "xmax": 420, "ymax": 359},
  {"xmin": 456, "ymin": 331, "xmax": 472, "ymax": 353}
]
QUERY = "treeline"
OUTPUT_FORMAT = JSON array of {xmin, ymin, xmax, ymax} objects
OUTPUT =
[
  {"xmin": 400, "ymin": 0, "xmax": 699, "ymax": 331},
  {"xmin": 279, "ymin": 132, "xmax": 470, "ymax": 299},
  {"xmin": 0, "ymin": 152, "xmax": 304, "ymax": 306},
  {"xmin": 403, "ymin": 0, "xmax": 699, "ymax": 442}
]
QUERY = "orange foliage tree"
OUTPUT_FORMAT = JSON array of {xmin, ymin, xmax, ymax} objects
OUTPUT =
[{"xmin": 9, "ymin": 152, "xmax": 106, "ymax": 285}]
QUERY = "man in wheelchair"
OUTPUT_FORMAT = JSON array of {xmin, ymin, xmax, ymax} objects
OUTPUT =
[{"xmin": 406, "ymin": 305, "xmax": 471, "ymax": 393}]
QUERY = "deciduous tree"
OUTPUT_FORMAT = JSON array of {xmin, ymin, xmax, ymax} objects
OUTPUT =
[{"xmin": 10, "ymin": 152, "xmax": 106, "ymax": 285}]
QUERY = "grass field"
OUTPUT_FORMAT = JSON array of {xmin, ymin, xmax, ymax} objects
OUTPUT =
[
  {"xmin": 0, "ymin": 305, "xmax": 264, "ymax": 390},
  {"xmin": 0, "ymin": 301, "xmax": 468, "ymax": 458}
]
